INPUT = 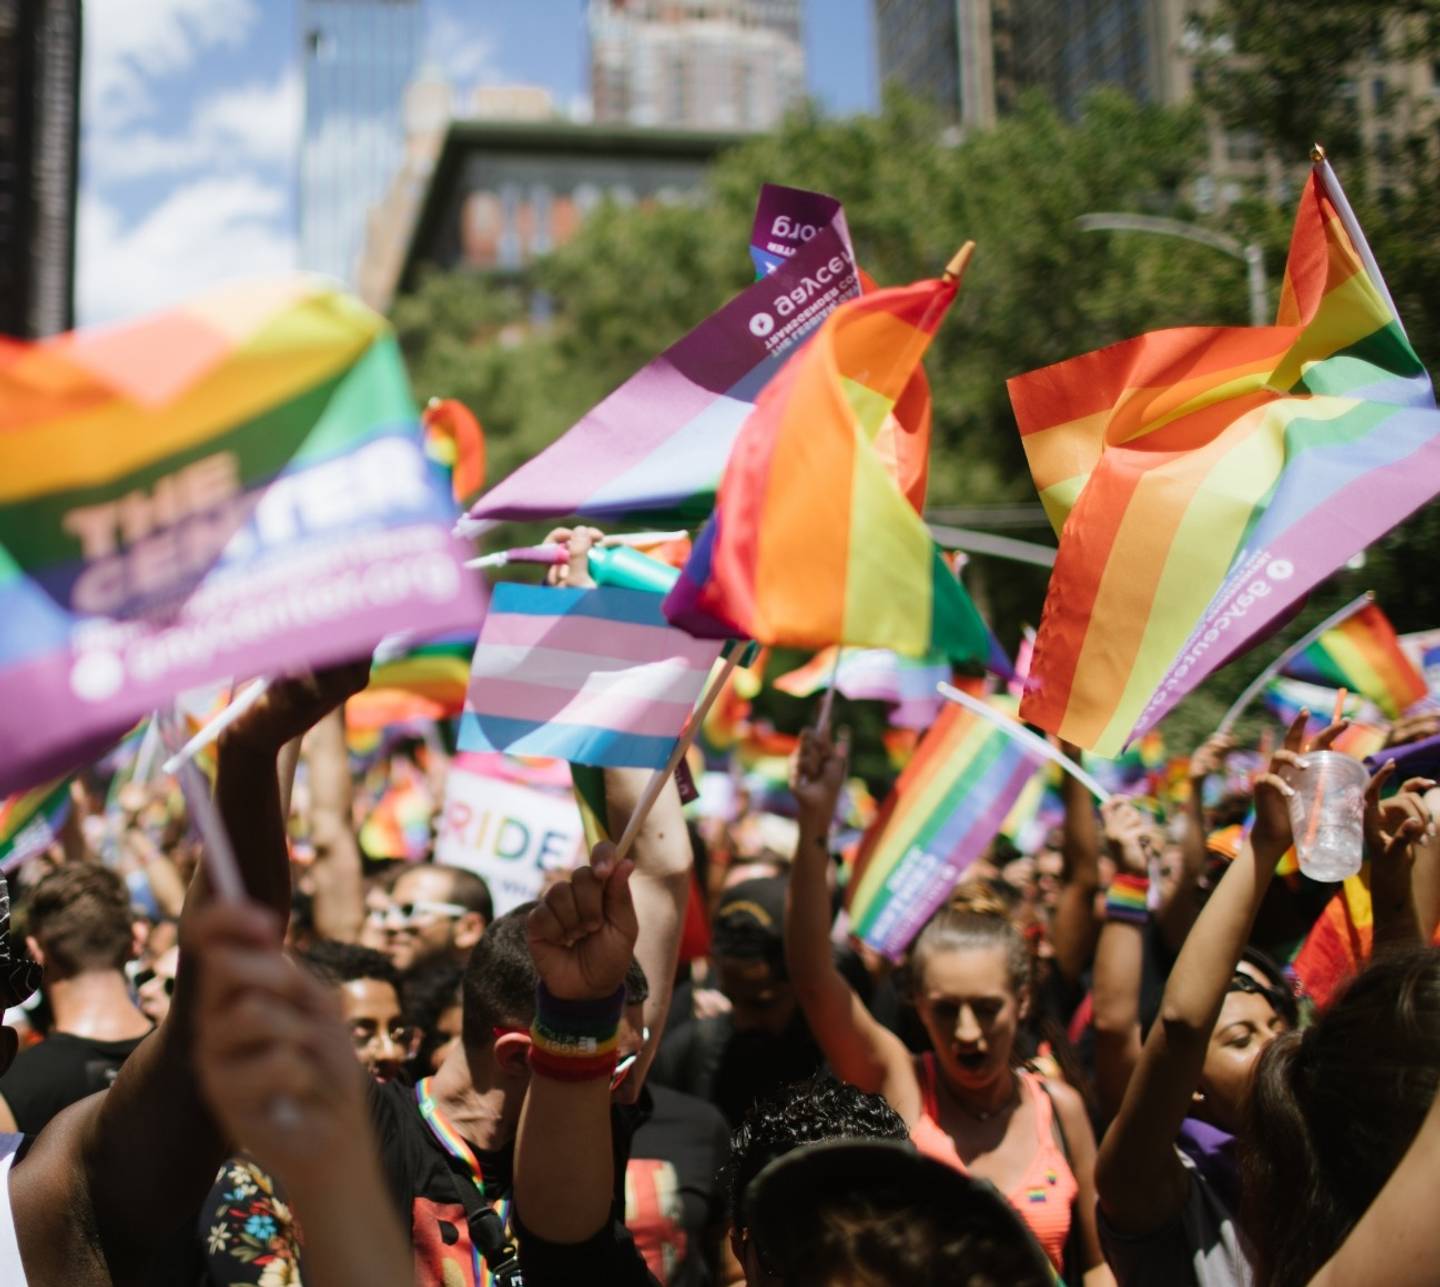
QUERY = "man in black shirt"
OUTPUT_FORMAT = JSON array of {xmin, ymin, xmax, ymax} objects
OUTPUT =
[{"xmin": 0, "ymin": 863, "xmax": 152, "ymax": 1133}]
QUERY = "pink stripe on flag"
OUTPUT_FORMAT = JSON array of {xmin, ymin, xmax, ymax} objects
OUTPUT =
[
  {"xmin": 469, "ymin": 676, "xmax": 699, "ymax": 737},
  {"xmin": 481, "ymin": 613, "xmax": 719, "ymax": 666}
]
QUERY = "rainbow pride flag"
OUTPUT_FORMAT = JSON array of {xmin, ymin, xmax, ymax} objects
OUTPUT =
[
  {"xmin": 348, "ymin": 633, "xmax": 475, "ymax": 731},
  {"xmin": 1283, "ymin": 601, "xmax": 1428, "ymax": 719},
  {"xmin": 460, "ymin": 186, "xmax": 865, "ymax": 530},
  {"xmin": 1009, "ymin": 161, "xmax": 1440, "ymax": 755},
  {"xmin": 0, "ymin": 775, "xmax": 72, "ymax": 871},
  {"xmin": 1262, "ymin": 676, "xmax": 1379, "ymax": 730},
  {"xmin": 421, "ymin": 398, "xmax": 485, "ymax": 503},
  {"xmin": 359, "ymin": 777, "xmax": 436, "ymax": 862},
  {"xmin": 664, "ymin": 269, "xmax": 994, "ymax": 663},
  {"xmin": 0, "ymin": 278, "xmax": 484, "ymax": 796},
  {"xmin": 459, "ymin": 583, "xmax": 724, "ymax": 769},
  {"xmin": 846, "ymin": 698, "xmax": 1040, "ymax": 958}
]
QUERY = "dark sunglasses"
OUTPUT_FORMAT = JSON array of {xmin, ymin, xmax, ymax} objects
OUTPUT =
[{"xmin": 133, "ymin": 967, "xmax": 176, "ymax": 997}]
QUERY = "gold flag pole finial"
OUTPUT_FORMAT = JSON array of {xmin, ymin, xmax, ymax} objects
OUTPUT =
[
  {"xmin": 943, "ymin": 241, "xmax": 976, "ymax": 284},
  {"xmin": 1311, "ymin": 142, "xmax": 1327, "ymax": 163}
]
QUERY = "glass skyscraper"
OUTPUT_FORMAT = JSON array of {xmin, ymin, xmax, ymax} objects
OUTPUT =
[{"xmin": 299, "ymin": 0, "xmax": 422, "ymax": 285}]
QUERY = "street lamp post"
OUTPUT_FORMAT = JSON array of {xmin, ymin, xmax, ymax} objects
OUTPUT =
[{"xmin": 1076, "ymin": 212, "xmax": 1270, "ymax": 328}]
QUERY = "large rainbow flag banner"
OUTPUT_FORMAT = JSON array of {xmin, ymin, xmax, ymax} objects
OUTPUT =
[
  {"xmin": 1009, "ymin": 160, "xmax": 1440, "ymax": 755},
  {"xmin": 460, "ymin": 186, "xmax": 870, "ymax": 530},
  {"xmin": 459, "ymin": 583, "xmax": 724, "ymax": 769},
  {"xmin": 0, "ymin": 279, "xmax": 485, "ymax": 795},
  {"xmin": 846, "ymin": 697, "xmax": 1041, "ymax": 958},
  {"xmin": 1282, "ymin": 601, "xmax": 1428, "ymax": 719},
  {"xmin": 347, "ymin": 633, "xmax": 475, "ymax": 731},
  {"xmin": 664, "ymin": 267, "xmax": 994, "ymax": 663}
]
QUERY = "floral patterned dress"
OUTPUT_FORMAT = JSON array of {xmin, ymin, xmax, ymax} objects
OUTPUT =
[{"xmin": 203, "ymin": 1157, "xmax": 304, "ymax": 1287}]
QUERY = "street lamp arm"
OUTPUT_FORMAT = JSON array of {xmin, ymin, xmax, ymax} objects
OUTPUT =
[{"xmin": 1075, "ymin": 212, "xmax": 1248, "ymax": 261}]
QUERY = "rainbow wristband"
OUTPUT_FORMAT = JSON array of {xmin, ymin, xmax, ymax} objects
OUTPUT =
[
  {"xmin": 1105, "ymin": 873, "xmax": 1150, "ymax": 925},
  {"xmin": 529, "ymin": 983, "xmax": 624, "ymax": 1083}
]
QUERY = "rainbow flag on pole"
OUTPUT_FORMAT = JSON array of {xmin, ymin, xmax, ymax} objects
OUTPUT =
[
  {"xmin": 846, "ymin": 698, "xmax": 1040, "ymax": 958},
  {"xmin": 1282, "ymin": 601, "xmax": 1428, "ymax": 719},
  {"xmin": 459, "ymin": 583, "xmax": 724, "ymax": 769},
  {"xmin": 665, "ymin": 266, "xmax": 993, "ymax": 664},
  {"xmin": 0, "ymin": 278, "xmax": 484, "ymax": 795},
  {"xmin": 0, "ymin": 776, "xmax": 72, "ymax": 871},
  {"xmin": 347, "ymin": 633, "xmax": 475, "ymax": 731},
  {"xmin": 1009, "ymin": 160, "xmax": 1440, "ymax": 755}
]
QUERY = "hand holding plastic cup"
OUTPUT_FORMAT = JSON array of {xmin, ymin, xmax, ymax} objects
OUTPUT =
[{"xmin": 1286, "ymin": 751, "xmax": 1370, "ymax": 882}]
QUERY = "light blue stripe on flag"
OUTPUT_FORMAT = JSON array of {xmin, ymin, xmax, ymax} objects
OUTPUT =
[
  {"xmin": 488, "ymin": 582, "xmax": 670, "ymax": 627},
  {"xmin": 456, "ymin": 712, "xmax": 678, "ymax": 770}
]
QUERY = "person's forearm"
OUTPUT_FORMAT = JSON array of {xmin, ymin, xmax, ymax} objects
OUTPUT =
[
  {"xmin": 1093, "ymin": 916, "xmax": 1145, "ymax": 1119},
  {"xmin": 1054, "ymin": 766, "xmax": 1102, "ymax": 982},
  {"xmin": 306, "ymin": 711, "xmax": 365, "ymax": 942},
  {"xmin": 786, "ymin": 815, "xmax": 842, "ymax": 996},
  {"xmin": 1413, "ymin": 797, "xmax": 1440, "ymax": 941},
  {"xmin": 1156, "ymin": 789, "xmax": 1208, "ymax": 951},
  {"xmin": 515, "ymin": 1075, "xmax": 617, "ymax": 1243},
  {"xmin": 282, "ymin": 1143, "xmax": 410, "ymax": 1287},
  {"xmin": 207, "ymin": 739, "xmax": 292, "ymax": 919}
]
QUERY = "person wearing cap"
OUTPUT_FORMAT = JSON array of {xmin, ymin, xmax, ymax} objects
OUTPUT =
[
  {"xmin": 0, "ymin": 663, "xmax": 370, "ymax": 1286},
  {"xmin": 649, "ymin": 876, "xmax": 823, "ymax": 1126}
]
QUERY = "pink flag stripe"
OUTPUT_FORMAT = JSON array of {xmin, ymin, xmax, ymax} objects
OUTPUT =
[
  {"xmin": 479, "ymin": 613, "xmax": 720, "ymax": 667},
  {"xmin": 468, "ymin": 649, "xmax": 709, "ymax": 703},
  {"xmin": 469, "ymin": 676, "xmax": 699, "ymax": 737}
]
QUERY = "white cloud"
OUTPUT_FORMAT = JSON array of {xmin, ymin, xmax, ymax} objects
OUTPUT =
[
  {"xmin": 423, "ymin": 12, "xmax": 500, "ymax": 89},
  {"xmin": 87, "ymin": 67, "xmax": 301, "ymax": 183},
  {"xmin": 84, "ymin": 0, "xmax": 260, "ymax": 126},
  {"xmin": 77, "ymin": 177, "xmax": 295, "ymax": 324}
]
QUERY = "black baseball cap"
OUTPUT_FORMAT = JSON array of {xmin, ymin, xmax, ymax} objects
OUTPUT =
[{"xmin": 743, "ymin": 1138, "xmax": 1054, "ymax": 1285}]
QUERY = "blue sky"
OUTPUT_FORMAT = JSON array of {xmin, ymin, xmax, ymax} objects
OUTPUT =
[{"xmin": 78, "ymin": 0, "xmax": 877, "ymax": 324}]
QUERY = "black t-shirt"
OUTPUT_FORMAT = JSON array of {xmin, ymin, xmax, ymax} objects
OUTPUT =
[
  {"xmin": 370, "ymin": 1077, "xmax": 651, "ymax": 1287},
  {"xmin": 625, "ymin": 1084, "xmax": 730, "ymax": 1287},
  {"xmin": 649, "ymin": 1012, "xmax": 823, "ymax": 1127},
  {"xmin": 0, "ymin": 1030, "xmax": 148, "ymax": 1133}
]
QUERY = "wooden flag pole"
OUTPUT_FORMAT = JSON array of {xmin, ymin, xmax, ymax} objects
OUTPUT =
[
  {"xmin": 613, "ymin": 649, "xmax": 744, "ymax": 863},
  {"xmin": 156, "ymin": 709, "xmax": 247, "ymax": 902},
  {"xmin": 816, "ymin": 647, "xmax": 845, "ymax": 734},
  {"xmin": 1216, "ymin": 591, "xmax": 1373, "ymax": 735}
]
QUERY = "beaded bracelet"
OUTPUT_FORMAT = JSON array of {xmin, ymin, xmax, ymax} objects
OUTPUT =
[
  {"xmin": 1105, "ymin": 873, "xmax": 1150, "ymax": 926},
  {"xmin": 529, "ymin": 983, "xmax": 625, "ymax": 1082}
]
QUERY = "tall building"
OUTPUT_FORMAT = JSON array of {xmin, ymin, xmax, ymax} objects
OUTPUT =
[
  {"xmin": 300, "ymin": 0, "xmax": 423, "ymax": 285},
  {"xmin": 873, "ymin": 0, "xmax": 1017, "ymax": 131},
  {"xmin": 589, "ymin": 0, "xmax": 805, "ymax": 132},
  {"xmin": 0, "ymin": 0, "xmax": 82, "ymax": 337}
]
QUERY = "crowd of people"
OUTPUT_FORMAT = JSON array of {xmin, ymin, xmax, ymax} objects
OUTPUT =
[{"xmin": 1, "ymin": 532, "xmax": 1439, "ymax": 1287}]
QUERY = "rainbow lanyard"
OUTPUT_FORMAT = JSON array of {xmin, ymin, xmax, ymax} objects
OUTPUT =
[{"xmin": 415, "ymin": 1077, "xmax": 514, "ymax": 1287}]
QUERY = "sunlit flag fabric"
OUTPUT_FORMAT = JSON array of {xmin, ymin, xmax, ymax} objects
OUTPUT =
[
  {"xmin": 347, "ymin": 633, "xmax": 474, "ymax": 731},
  {"xmin": 774, "ymin": 646, "xmax": 951, "ymax": 729},
  {"xmin": 1009, "ymin": 160, "xmax": 1440, "ymax": 755},
  {"xmin": 846, "ymin": 697, "xmax": 1040, "ymax": 959},
  {"xmin": 459, "ymin": 583, "xmax": 725, "ymax": 769},
  {"xmin": 1281, "ymin": 600, "xmax": 1429, "ymax": 719},
  {"xmin": 0, "ymin": 278, "xmax": 484, "ymax": 795},
  {"xmin": 0, "ymin": 775, "xmax": 72, "ymax": 871},
  {"xmin": 664, "ymin": 265, "xmax": 994, "ymax": 663},
  {"xmin": 460, "ymin": 186, "xmax": 868, "ymax": 531}
]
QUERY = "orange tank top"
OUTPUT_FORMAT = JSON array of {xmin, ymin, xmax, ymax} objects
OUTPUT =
[{"xmin": 910, "ymin": 1055, "xmax": 1077, "ymax": 1270}]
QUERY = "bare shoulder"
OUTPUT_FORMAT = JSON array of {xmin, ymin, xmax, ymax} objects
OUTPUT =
[
  {"xmin": 1040, "ymin": 1075, "xmax": 1096, "ymax": 1140},
  {"xmin": 11, "ymin": 1095, "xmax": 111, "ymax": 1285}
]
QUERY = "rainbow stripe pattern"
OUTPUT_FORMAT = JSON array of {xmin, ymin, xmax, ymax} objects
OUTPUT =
[
  {"xmin": 846, "ymin": 697, "xmax": 1040, "ymax": 959},
  {"xmin": 0, "ymin": 278, "xmax": 484, "ymax": 796},
  {"xmin": 347, "ymin": 633, "xmax": 475, "ymax": 731},
  {"xmin": 459, "ymin": 583, "xmax": 724, "ymax": 769},
  {"xmin": 665, "ymin": 274, "xmax": 994, "ymax": 663},
  {"xmin": 0, "ymin": 775, "xmax": 72, "ymax": 871},
  {"xmin": 1283, "ymin": 601, "xmax": 1428, "ymax": 719},
  {"xmin": 1009, "ymin": 162, "xmax": 1440, "ymax": 755},
  {"xmin": 461, "ymin": 186, "xmax": 864, "ymax": 531}
]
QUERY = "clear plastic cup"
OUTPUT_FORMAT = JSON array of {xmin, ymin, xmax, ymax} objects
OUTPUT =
[{"xmin": 1286, "ymin": 751, "xmax": 1369, "ymax": 882}]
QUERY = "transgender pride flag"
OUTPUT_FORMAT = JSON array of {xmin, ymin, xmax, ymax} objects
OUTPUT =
[{"xmin": 458, "ymin": 584, "xmax": 724, "ymax": 769}]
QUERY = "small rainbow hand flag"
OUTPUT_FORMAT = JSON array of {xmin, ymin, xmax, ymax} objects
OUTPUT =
[
  {"xmin": 774, "ymin": 646, "xmax": 952, "ymax": 728},
  {"xmin": 1282, "ymin": 601, "xmax": 1428, "ymax": 719},
  {"xmin": 347, "ymin": 633, "xmax": 475, "ymax": 731},
  {"xmin": 846, "ymin": 697, "xmax": 1040, "ymax": 959},
  {"xmin": 0, "ymin": 775, "xmax": 72, "ymax": 871},
  {"xmin": 1009, "ymin": 160, "xmax": 1440, "ymax": 755},
  {"xmin": 664, "ymin": 265, "xmax": 994, "ymax": 664}
]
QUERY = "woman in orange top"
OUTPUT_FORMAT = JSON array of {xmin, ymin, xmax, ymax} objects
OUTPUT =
[{"xmin": 786, "ymin": 728, "xmax": 1112, "ymax": 1284}]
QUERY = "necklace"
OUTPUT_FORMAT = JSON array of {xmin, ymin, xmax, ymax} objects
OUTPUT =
[{"xmin": 952, "ymin": 1070, "xmax": 1021, "ymax": 1122}]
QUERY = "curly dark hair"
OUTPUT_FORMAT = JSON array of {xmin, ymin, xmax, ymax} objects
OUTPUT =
[
  {"xmin": 721, "ymin": 1073, "xmax": 909, "ymax": 1227},
  {"xmin": 301, "ymin": 940, "xmax": 400, "ymax": 992}
]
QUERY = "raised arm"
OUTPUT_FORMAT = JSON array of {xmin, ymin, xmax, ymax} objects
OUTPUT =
[
  {"xmin": 784, "ymin": 727, "xmax": 918, "ymax": 1120},
  {"xmin": 1096, "ymin": 714, "xmax": 1317, "ymax": 1235},
  {"xmin": 1051, "ymin": 742, "xmax": 1103, "ymax": 987},
  {"xmin": 305, "ymin": 708, "xmax": 367, "ymax": 943},
  {"xmin": 189, "ymin": 898, "xmax": 408, "ymax": 1287},
  {"xmin": 1366, "ymin": 763, "xmax": 1434, "ymax": 957},
  {"xmin": 1091, "ymin": 799, "xmax": 1152, "ymax": 1122},
  {"xmin": 26, "ymin": 666, "xmax": 370, "ymax": 1271},
  {"xmin": 1158, "ymin": 733, "xmax": 1232, "ymax": 953}
]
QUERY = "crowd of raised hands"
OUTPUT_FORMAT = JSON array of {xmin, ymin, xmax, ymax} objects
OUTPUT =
[{"xmin": 2, "ymin": 635, "xmax": 1439, "ymax": 1286}]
